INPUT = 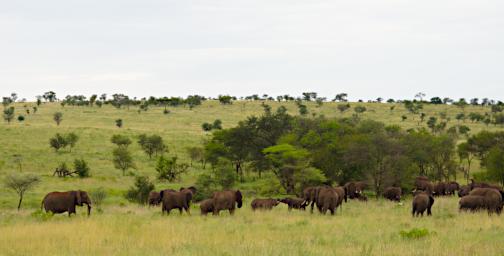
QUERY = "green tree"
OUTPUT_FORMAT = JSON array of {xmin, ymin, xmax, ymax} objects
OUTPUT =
[
  {"xmin": 138, "ymin": 134, "xmax": 167, "ymax": 159},
  {"xmin": 4, "ymin": 173, "xmax": 40, "ymax": 210},
  {"xmin": 113, "ymin": 147, "xmax": 135, "ymax": 176},
  {"xmin": 3, "ymin": 106, "xmax": 15, "ymax": 123},
  {"xmin": 486, "ymin": 147, "xmax": 504, "ymax": 186},
  {"xmin": 202, "ymin": 122, "xmax": 213, "ymax": 131},
  {"xmin": 49, "ymin": 133, "xmax": 68, "ymax": 152},
  {"xmin": 155, "ymin": 156, "xmax": 189, "ymax": 182},
  {"xmin": 212, "ymin": 119, "xmax": 223, "ymax": 130},
  {"xmin": 115, "ymin": 119, "xmax": 123, "ymax": 128},
  {"xmin": 111, "ymin": 134, "xmax": 132, "ymax": 147},
  {"xmin": 65, "ymin": 132, "xmax": 79, "ymax": 151}
]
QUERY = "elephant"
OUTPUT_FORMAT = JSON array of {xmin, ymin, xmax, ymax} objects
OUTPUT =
[
  {"xmin": 251, "ymin": 198, "xmax": 279, "ymax": 211},
  {"xmin": 412, "ymin": 191, "xmax": 434, "ymax": 217},
  {"xmin": 159, "ymin": 189, "xmax": 192, "ymax": 215},
  {"xmin": 315, "ymin": 187, "xmax": 339, "ymax": 215},
  {"xmin": 302, "ymin": 186, "xmax": 324, "ymax": 213},
  {"xmin": 279, "ymin": 197, "xmax": 308, "ymax": 211},
  {"xmin": 212, "ymin": 190, "xmax": 243, "ymax": 215},
  {"xmin": 356, "ymin": 194, "xmax": 368, "ymax": 202},
  {"xmin": 383, "ymin": 187, "xmax": 402, "ymax": 202},
  {"xmin": 179, "ymin": 186, "xmax": 197, "ymax": 207},
  {"xmin": 199, "ymin": 198, "xmax": 214, "ymax": 216},
  {"xmin": 458, "ymin": 185, "xmax": 471, "ymax": 197},
  {"xmin": 344, "ymin": 182, "xmax": 358, "ymax": 199},
  {"xmin": 148, "ymin": 191, "xmax": 162, "ymax": 207},
  {"xmin": 468, "ymin": 188, "xmax": 504, "ymax": 215},
  {"xmin": 415, "ymin": 180, "xmax": 434, "ymax": 194},
  {"xmin": 470, "ymin": 179, "xmax": 502, "ymax": 191},
  {"xmin": 355, "ymin": 181, "xmax": 367, "ymax": 194},
  {"xmin": 333, "ymin": 186, "xmax": 348, "ymax": 210},
  {"xmin": 42, "ymin": 190, "xmax": 92, "ymax": 216},
  {"xmin": 446, "ymin": 181, "xmax": 460, "ymax": 195},
  {"xmin": 433, "ymin": 182, "xmax": 447, "ymax": 196},
  {"xmin": 459, "ymin": 195, "xmax": 486, "ymax": 212}
]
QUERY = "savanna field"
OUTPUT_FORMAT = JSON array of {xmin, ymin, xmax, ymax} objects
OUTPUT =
[{"xmin": 1, "ymin": 100, "xmax": 504, "ymax": 255}]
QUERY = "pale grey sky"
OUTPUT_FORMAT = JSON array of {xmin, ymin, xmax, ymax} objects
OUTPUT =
[{"xmin": 1, "ymin": 0, "xmax": 503, "ymax": 101}]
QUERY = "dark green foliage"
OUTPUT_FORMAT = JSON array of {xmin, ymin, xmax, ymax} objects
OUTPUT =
[
  {"xmin": 66, "ymin": 132, "xmax": 79, "ymax": 151},
  {"xmin": 17, "ymin": 115, "xmax": 25, "ymax": 122},
  {"xmin": 297, "ymin": 104, "xmax": 308, "ymax": 116},
  {"xmin": 194, "ymin": 158, "xmax": 237, "ymax": 201},
  {"xmin": 125, "ymin": 176, "xmax": 155, "ymax": 205},
  {"xmin": 486, "ymin": 147, "xmax": 504, "ymax": 185},
  {"xmin": 110, "ymin": 134, "xmax": 132, "ymax": 147},
  {"xmin": 218, "ymin": 95, "xmax": 233, "ymax": 105},
  {"xmin": 3, "ymin": 106, "xmax": 15, "ymax": 123},
  {"xmin": 212, "ymin": 119, "xmax": 223, "ymax": 130},
  {"xmin": 138, "ymin": 134, "xmax": 167, "ymax": 158},
  {"xmin": 115, "ymin": 119, "xmax": 123, "ymax": 128},
  {"xmin": 155, "ymin": 156, "xmax": 189, "ymax": 182},
  {"xmin": 74, "ymin": 159, "xmax": 90, "ymax": 178},
  {"xmin": 337, "ymin": 103, "xmax": 351, "ymax": 113},
  {"xmin": 49, "ymin": 133, "xmax": 68, "ymax": 152},
  {"xmin": 202, "ymin": 122, "xmax": 213, "ymax": 131}
]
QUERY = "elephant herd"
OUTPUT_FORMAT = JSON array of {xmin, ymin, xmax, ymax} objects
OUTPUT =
[{"xmin": 39, "ymin": 178, "xmax": 504, "ymax": 217}]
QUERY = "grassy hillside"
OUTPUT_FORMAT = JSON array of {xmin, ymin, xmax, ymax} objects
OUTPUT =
[
  {"xmin": 0, "ymin": 100, "xmax": 500, "ymax": 208},
  {"xmin": 1, "ymin": 100, "xmax": 504, "ymax": 255}
]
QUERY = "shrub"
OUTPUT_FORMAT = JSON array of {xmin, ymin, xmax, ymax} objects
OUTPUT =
[
  {"xmin": 155, "ymin": 156, "xmax": 189, "ymax": 182},
  {"xmin": 49, "ymin": 133, "xmax": 68, "ymax": 151},
  {"xmin": 65, "ymin": 132, "xmax": 79, "ymax": 151},
  {"xmin": 53, "ymin": 112, "xmax": 63, "ymax": 126},
  {"xmin": 111, "ymin": 134, "xmax": 131, "ymax": 147},
  {"xmin": 89, "ymin": 187, "xmax": 107, "ymax": 209},
  {"xmin": 212, "ymin": 119, "xmax": 222, "ymax": 130},
  {"xmin": 399, "ymin": 228, "xmax": 430, "ymax": 239},
  {"xmin": 3, "ymin": 106, "xmax": 15, "ymax": 123},
  {"xmin": 125, "ymin": 176, "xmax": 155, "ymax": 205},
  {"xmin": 74, "ymin": 159, "xmax": 90, "ymax": 178},
  {"xmin": 112, "ymin": 146, "xmax": 135, "ymax": 176},
  {"xmin": 202, "ymin": 122, "xmax": 213, "ymax": 131},
  {"xmin": 213, "ymin": 158, "xmax": 237, "ymax": 189},
  {"xmin": 115, "ymin": 119, "xmax": 123, "ymax": 128},
  {"xmin": 17, "ymin": 115, "xmax": 25, "ymax": 122}
]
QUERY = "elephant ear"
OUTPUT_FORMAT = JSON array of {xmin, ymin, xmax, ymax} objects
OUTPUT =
[
  {"xmin": 235, "ymin": 190, "xmax": 243, "ymax": 208},
  {"xmin": 159, "ymin": 190, "xmax": 164, "ymax": 200},
  {"xmin": 75, "ymin": 190, "xmax": 82, "ymax": 206}
]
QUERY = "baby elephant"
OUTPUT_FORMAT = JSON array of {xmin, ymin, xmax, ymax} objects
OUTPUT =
[
  {"xmin": 199, "ymin": 198, "xmax": 214, "ymax": 215},
  {"xmin": 251, "ymin": 198, "xmax": 279, "ymax": 211},
  {"xmin": 459, "ymin": 195, "xmax": 486, "ymax": 212},
  {"xmin": 412, "ymin": 191, "xmax": 435, "ymax": 217},
  {"xmin": 279, "ymin": 197, "xmax": 308, "ymax": 211}
]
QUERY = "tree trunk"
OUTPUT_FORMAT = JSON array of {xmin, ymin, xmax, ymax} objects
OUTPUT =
[{"xmin": 17, "ymin": 193, "xmax": 23, "ymax": 211}]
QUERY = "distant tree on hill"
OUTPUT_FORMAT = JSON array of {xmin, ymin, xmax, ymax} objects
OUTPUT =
[
  {"xmin": 443, "ymin": 97, "xmax": 453, "ymax": 104},
  {"xmin": 113, "ymin": 147, "xmax": 135, "ymax": 176},
  {"xmin": 456, "ymin": 113, "xmax": 466, "ymax": 123},
  {"xmin": 430, "ymin": 97, "xmax": 443, "ymax": 104},
  {"xmin": 3, "ymin": 107, "xmax": 15, "ymax": 123},
  {"xmin": 470, "ymin": 98, "xmax": 479, "ymax": 106},
  {"xmin": 138, "ymin": 134, "xmax": 167, "ymax": 159},
  {"xmin": 53, "ymin": 112, "xmax": 63, "ymax": 126},
  {"xmin": 415, "ymin": 92, "xmax": 426, "ymax": 101},
  {"xmin": 387, "ymin": 99, "xmax": 395, "ymax": 103},
  {"xmin": 43, "ymin": 91, "xmax": 57, "ymax": 102},
  {"xmin": 218, "ymin": 95, "xmax": 233, "ymax": 105},
  {"xmin": 297, "ymin": 104, "xmax": 308, "ymax": 116},
  {"xmin": 89, "ymin": 94, "xmax": 98, "ymax": 106},
  {"xmin": 333, "ymin": 93, "xmax": 348, "ymax": 102},
  {"xmin": 354, "ymin": 106, "xmax": 367, "ymax": 116},
  {"xmin": 302, "ymin": 92, "xmax": 317, "ymax": 101}
]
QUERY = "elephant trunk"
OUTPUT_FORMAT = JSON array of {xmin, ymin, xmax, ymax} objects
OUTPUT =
[{"xmin": 87, "ymin": 204, "xmax": 91, "ymax": 216}]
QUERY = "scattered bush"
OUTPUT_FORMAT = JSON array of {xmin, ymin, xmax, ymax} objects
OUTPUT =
[
  {"xmin": 115, "ymin": 119, "xmax": 123, "ymax": 128},
  {"xmin": 111, "ymin": 134, "xmax": 132, "ymax": 147},
  {"xmin": 113, "ymin": 146, "xmax": 135, "ymax": 176},
  {"xmin": 399, "ymin": 228, "xmax": 430, "ymax": 239},
  {"xmin": 17, "ymin": 115, "xmax": 25, "ymax": 122},
  {"xmin": 155, "ymin": 156, "xmax": 189, "ymax": 182},
  {"xmin": 138, "ymin": 134, "xmax": 167, "ymax": 159},
  {"xmin": 3, "ymin": 106, "xmax": 15, "ymax": 123},
  {"xmin": 53, "ymin": 112, "xmax": 63, "ymax": 126},
  {"xmin": 74, "ymin": 159, "xmax": 90, "ymax": 178},
  {"xmin": 89, "ymin": 187, "xmax": 107, "ymax": 209},
  {"xmin": 125, "ymin": 176, "xmax": 155, "ymax": 205}
]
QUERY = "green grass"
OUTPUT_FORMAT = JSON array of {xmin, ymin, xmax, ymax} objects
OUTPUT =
[{"xmin": 0, "ymin": 101, "xmax": 503, "ymax": 255}]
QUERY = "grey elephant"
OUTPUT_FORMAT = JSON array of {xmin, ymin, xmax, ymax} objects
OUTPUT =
[
  {"xmin": 315, "ymin": 187, "xmax": 339, "ymax": 215},
  {"xmin": 469, "ymin": 188, "xmax": 503, "ymax": 215},
  {"xmin": 42, "ymin": 190, "xmax": 92, "ymax": 216},
  {"xmin": 383, "ymin": 187, "xmax": 402, "ymax": 202},
  {"xmin": 459, "ymin": 195, "xmax": 486, "ymax": 212},
  {"xmin": 251, "ymin": 198, "xmax": 279, "ymax": 211},
  {"xmin": 412, "ymin": 191, "xmax": 434, "ymax": 217},
  {"xmin": 212, "ymin": 190, "xmax": 243, "ymax": 215},
  {"xmin": 159, "ymin": 189, "xmax": 192, "ymax": 215},
  {"xmin": 199, "ymin": 198, "xmax": 214, "ymax": 215}
]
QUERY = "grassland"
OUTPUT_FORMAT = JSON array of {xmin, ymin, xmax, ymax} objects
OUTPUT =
[{"xmin": 0, "ymin": 100, "xmax": 503, "ymax": 255}]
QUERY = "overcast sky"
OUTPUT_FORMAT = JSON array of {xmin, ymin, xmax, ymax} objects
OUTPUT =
[{"xmin": 1, "ymin": 0, "xmax": 503, "ymax": 101}]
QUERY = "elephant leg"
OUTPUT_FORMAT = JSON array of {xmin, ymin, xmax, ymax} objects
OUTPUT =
[
  {"xmin": 179, "ymin": 208, "xmax": 183, "ymax": 214},
  {"xmin": 185, "ymin": 207, "xmax": 191, "ymax": 215},
  {"xmin": 330, "ymin": 208, "xmax": 335, "ymax": 215},
  {"xmin": 310, "ymin": 201, "xmax": 315, "ymax": 213},
  {"xmin": 229, "ymin": 208, "xmax": 235, "ymax": 215}
]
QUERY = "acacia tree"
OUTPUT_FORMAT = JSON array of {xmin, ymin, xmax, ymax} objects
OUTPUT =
[
  {"xmin": 4, "ymin": 173, "xmax": 40, "ymax": 210},
  {"xmin": 138, "ymin": 134, "xmax": 167, "ymax": 159}
]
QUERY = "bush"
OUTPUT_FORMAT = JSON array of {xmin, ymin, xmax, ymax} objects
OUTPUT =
[
  {"xmin": 202, "ymin": 122, "xmax": 213, "ymax": 131},
  {"xmin": 74, "ymin": 159, "xmax": 90, "ymax": 178},
  {"xmin": 212, "ymin": 119, "xmax": 222, "ymax": 130},
  {"xmin": 213, "ymin": 158, "xmax": 237, "ymax": 189},
  {"xmin": 399, "ymin": 228, "xmax": 430, "ymax": 239},
  {"xmin": 115, "ymin": 119, "xmax": 123, "ymax": 128},
  {"xmin": 17, "ymin": 115, "xmax": 25, "ymax": 122},
  {"xmin": 53, "ymin": 112, "xmax": 63, "ymax": 125},
  {"xmin": 138, "ymin": 134, "xmax": 167, "ymax": 159},
  {"xmin": 194, "ymin": 173, "xmax": 219, "ymax": 202},
  {"xmin": 49, "ymin": 133, "xmax": 68, "ymax": 151},
  {"xmin": 125, "ymin": 176, "xmax": 155, "ymax": 205},
  {"xmin": 155, "ymin": 156, "xmax": 189, "ymax": 182},
  {"xmin": 89, "ymin": 187, "xmax": 107, "ymax": 209},
  {"xmin": 111, "ymin": 134, "xmax": 131, "ymax": 147}
]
